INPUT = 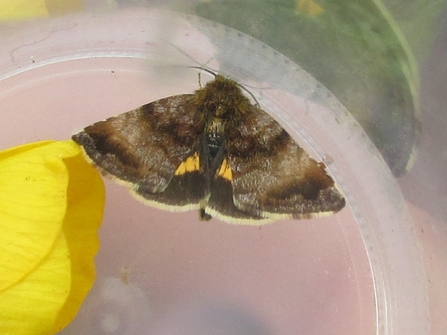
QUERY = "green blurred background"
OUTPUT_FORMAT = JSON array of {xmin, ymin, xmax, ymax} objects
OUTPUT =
[{"xmin": 186, "ymin": 0, "xmax": 447, "ymax": 176}]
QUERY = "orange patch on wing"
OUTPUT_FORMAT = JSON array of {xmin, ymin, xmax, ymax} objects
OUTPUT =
[
  {"xmin": 174, "ymin": 152, "xmax": 200, "ymax": 175},
  {"xmin": 216, "ymin": 159, "xmax": 233, "ymax": 181}
]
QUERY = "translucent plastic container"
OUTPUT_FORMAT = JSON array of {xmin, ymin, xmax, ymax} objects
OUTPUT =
[{"xmin": 1, "ymin": 3, "xmax": 445, "ymax": 335}]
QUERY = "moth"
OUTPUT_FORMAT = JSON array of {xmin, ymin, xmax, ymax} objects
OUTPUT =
[{"xmin": 72, "ymin": 74, "xmax": 345, "ymax": 224}]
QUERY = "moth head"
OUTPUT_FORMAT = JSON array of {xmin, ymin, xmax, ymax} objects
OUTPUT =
[{"xmin": 195, "ymin": 75, "xmax": 251, "ymax": 119}]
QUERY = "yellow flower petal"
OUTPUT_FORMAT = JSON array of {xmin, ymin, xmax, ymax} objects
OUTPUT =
[
  {"xmin": 52, "ymin": 144, "xmax": 105, "ymax": 332},
  {"xmin": 295, "ymin": 0, "xmax": 324, "ymax": 17},
  {"xmin": 0, "ymin": 0, "xmax": 48, "ymax": 21},
  {"xmin": 0, "ymin": 0, "xmax": 84, "ymax": 21},
  {"xmin": 0, "ymin": 140, "xmax": 105, "ymax": 335},
  {"xmin": 0, "ymin": 141, "xmax": 78, "ymax": 292},
  {"xmin": 0, "ymin": 232, "xmax": 71, "ymax": 335}
]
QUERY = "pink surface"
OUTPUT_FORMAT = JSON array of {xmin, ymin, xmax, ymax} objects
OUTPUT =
[
  {"xmin": 3, "ymin": 7, "xmax": 444, "ymax": 335},
  {"xmin": 0, "ymin": 57, "xmax": 374, "ymax": 334}
]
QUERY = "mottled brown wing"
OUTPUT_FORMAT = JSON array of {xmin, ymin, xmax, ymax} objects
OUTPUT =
[
  {"xmin": 72, "ymin": 94, "xmax": 208, "ymax": 208},
  {"xmin": 226, "ymin": 106, "xmax": 345, "ymax": 219},
  {"xmin": 205, "ymin": 163, "xmax": 271, "ymax": 224}
]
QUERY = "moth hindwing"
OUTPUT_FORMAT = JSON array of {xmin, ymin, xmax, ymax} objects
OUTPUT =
[{"xmin": 72, "ymin": 74, "xmax": 345, "ymax": 224}]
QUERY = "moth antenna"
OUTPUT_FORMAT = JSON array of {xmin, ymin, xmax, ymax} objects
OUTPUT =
[
  {"xmin": 237, "ymin": 83, "xmax": 260, "ymax": 108},
  {"xmin": 189, "ymin": 66, "xmax": 218, "ymax": 78},
  {"xmin": 161, "ymin": 41, "xmax": 261, "ymax": 106},
  {"xmin": 163, "ymin": 40, "xmax": 217, "ymax": 72},
  {"xmin": 190, "ymin": 66, "xmax": 260, "ymax": 107},
  {"xmin": 198, "ymin": 72, "xmax": 202, "ymax": 88}
]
